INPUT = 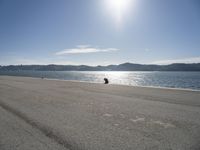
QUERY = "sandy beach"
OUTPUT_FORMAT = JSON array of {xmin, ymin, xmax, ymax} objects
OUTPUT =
[{"xmin": 0, "ymin": 76, "xmax": 200, "ymax": 150}]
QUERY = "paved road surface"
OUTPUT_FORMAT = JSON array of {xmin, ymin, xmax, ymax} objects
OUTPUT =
[{"xmin": 0, "ymin": 76, "xmax": 200, "ymax": 150}]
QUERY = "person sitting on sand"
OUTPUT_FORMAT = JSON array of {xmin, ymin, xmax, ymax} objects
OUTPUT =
[{"xmin": 104, "ymin": 78, "xmax": 109, "ymax": 84}]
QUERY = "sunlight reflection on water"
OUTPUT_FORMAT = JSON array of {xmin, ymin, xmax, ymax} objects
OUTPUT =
[{"xmin": 0, "ymin": 71, "xmax": 200, "ymax": 90}]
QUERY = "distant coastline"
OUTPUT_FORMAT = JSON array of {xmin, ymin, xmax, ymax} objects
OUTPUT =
[{"xmin": 0, "ymin": 62, "xmax": 200, "ymax": 71}]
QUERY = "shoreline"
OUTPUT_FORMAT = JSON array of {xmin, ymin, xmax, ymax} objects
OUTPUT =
[{"xmin": 0, "ymin": 75, "xmax": 199, "ymax": 92}]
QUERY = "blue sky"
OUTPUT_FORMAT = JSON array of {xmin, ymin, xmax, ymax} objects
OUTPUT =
[{"xmin": 0, "ymin": 0, "xmax": 200, "ymax": 65}]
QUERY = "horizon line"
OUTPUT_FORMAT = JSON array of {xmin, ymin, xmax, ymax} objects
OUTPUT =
[{"xmin": 1, "ymin": 62, "xmax": 200, "ymax": 67}]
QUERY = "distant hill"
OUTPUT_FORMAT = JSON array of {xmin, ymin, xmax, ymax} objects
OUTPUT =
[{"xmin": 0, "ymin": 63, "xmax": 200, "ymax": 71}]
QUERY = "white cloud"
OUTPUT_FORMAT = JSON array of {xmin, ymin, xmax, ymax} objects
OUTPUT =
[
  {"xmin": 151, "ymin": 56, "xmax": 200, "ymax": 65},
  {"xmin": 55, "ymin": 45, "xmax": 119, "ymax": 55}
]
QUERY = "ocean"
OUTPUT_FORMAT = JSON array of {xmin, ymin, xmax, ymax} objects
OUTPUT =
[{"xmin": 0, "ymin": 71, "xmax": 200, "ymax": 90}]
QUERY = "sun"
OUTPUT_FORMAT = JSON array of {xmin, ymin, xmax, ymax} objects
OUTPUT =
[{"xmin": 104, "ymin": 0, "xmax": 133, "ymax": 26}]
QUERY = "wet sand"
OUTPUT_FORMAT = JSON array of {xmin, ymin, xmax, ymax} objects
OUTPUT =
[{"xmin": 0, "ymin": 76, "xmax": 200, "ymax": 150}]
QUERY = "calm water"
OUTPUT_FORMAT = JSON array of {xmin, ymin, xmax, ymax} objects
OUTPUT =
[{"xmin": 0, "ymin": 71, "xmax": 200, "ymax": 90}]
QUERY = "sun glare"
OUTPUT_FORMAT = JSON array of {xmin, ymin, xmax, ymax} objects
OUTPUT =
[{"xmin": 104, "ymin": 0, "xmax": 133, "ymax": 26}]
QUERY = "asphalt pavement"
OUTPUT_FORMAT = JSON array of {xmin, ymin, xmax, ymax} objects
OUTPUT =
[{"xmin": 0, "ymin": 76, "xmax": 200, "ymax": 150}]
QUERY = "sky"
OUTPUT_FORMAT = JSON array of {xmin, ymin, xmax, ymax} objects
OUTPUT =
[{"xmin": 0, "ymin": 0, "xmax": 200, "ymax": 66}]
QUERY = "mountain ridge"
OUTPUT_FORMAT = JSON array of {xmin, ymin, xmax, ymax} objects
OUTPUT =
[{"xmin": 0, "ymin": 63, "xmax": 200, "ymax": 71}]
